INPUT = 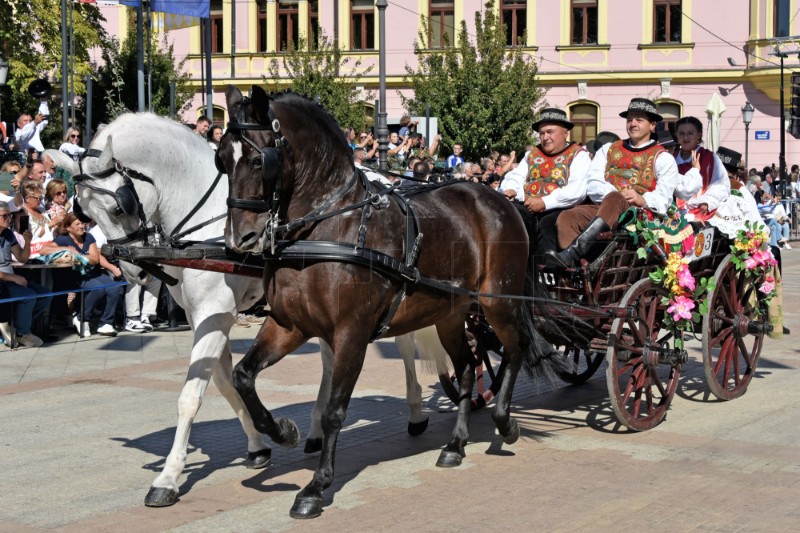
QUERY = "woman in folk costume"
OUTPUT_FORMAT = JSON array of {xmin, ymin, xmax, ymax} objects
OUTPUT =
[{"xmin": 673, "ymin": 116, "xmax": 730, "ymax": 221}]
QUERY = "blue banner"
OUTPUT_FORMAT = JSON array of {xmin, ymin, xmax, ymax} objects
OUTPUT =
[
  {"xmin": 152, "ymin": 0, "xmax": 209, "ymax": 18},
  {"xmin": 119, "ymin": 0, "xmax": 141, "ymax": 6}
]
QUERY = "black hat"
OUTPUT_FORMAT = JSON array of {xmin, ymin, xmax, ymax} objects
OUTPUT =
[
  {"xmin": 656, "ymin": 128, "xmax": 677, "ymax": 148},
  {"xmin": 716, "ymin": 146, "xmax": 742, "ymax": 173},
  {"xmin": 532, "ymin": 108, "xmax": 574, "ymax": 132},
  {"xmin": 587, "ymin": 131, "xmax": 620, "ymax": 155},
  {"xmin": 27, "ymin": 79, "xmax": 52, "ymax": 99},
  {"xmin": 619, "ymin": 98, "xmax": 663, "ymax": 122}
]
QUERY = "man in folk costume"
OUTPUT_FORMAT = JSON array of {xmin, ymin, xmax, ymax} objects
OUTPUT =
[
  {"xmin": 549, "ymin": 98, "xmax": 682, "ymax": 267},
  {"xmin": 499, "ymin": 108, "xmax": 591, "ymax": 262},
  {"xmin": 672, "ymin": 116, "xmax": 730, "ymax": 221}
]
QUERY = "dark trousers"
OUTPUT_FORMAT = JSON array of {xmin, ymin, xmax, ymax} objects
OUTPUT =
[
  {"xmin": 79, "ymin": 274, "xmax": 124, "ymax": 326},
  {"xmin": 511, "ymin": 201, "xmax": 563, "ymax": 263}
]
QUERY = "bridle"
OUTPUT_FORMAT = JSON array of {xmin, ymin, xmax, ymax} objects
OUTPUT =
[
  {"xmin": 220, "ymin": 98, "xmax": 290, "ymax": 215},
  {"xmin": 73, "ymin": 153, "xmax": 159, "ymax": 246},
  {"xmin": 74, "ymin": 149, "xmax": 227, "ymax": 247}
]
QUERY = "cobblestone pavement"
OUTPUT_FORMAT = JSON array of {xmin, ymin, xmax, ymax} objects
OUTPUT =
[{"xmin": 1, "ymin": 252, "xmax": 799, "ymax": 533}]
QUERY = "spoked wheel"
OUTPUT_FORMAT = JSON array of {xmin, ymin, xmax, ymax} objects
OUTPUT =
[
  {"xmin": 557, "ymin": 345, "xmax": 605, "ymax": 385},
  {"xmin": 438, "ymin": 315, "xmax": 507, "ymax": 410},
  {"xmin": 702, "ymin": 255, "xmax": 769, "ymax": 400},
  {"xmin": 606, "ymin": 279, "xmax": 683, "ymax": 431}
]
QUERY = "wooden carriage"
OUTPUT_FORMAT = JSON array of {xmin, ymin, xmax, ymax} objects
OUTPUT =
[{"xmin": 438, "ymin": 224, "xmax": 771, "ymax": 431}]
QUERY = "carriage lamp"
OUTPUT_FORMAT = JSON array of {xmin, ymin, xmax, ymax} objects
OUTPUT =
[{"xmin": 741, "ymin": 101, "xmax": 754, "ymax": 168}]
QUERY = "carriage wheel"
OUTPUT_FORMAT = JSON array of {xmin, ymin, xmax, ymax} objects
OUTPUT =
[
  {"xmin": 606, "ymin": 279, "xmax": 681, "ymax": 431},
  {"xmin": 557, "ymin": 345, "xmax": 605, "ymax": 385},
  {"xmin": 701, "ymin": 255, "xmax": 767, "ymax": 400},
  {"xmin": 437, "ymin": 326, "xmax": 507, "ymax": 410}
]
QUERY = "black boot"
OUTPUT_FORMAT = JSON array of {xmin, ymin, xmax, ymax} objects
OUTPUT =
[{"xmin": 547, "ymin": 217, "xmax": 610, "ymax": 268}]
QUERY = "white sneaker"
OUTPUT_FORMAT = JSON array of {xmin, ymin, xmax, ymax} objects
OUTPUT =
[
  {"xmin": 139, "ymin": 315, "xmax": 155, "ymax": 331},
  {"xmin": 97, "ymin": 323, "xmax": 118, "ymax": 337},
  {"xmin": 17, "ymin": 333, "xmax": 43, "ymax": 348},
  {"xmin": 73, "ymin": 316, "xmax": 91, "ymax": 338},
  {"xmin": 125, "ymin": 319, "xmax": 148, "ymax": 333},
  {"xmin": 783, "ymin": 243, "xmax": 792, "ymax": 250}
]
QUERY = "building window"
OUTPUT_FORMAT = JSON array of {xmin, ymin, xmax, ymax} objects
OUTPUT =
[
  {"xmin": 309, "ymin": 0, "xmax": 320, "ymax": 48},
  {"xmin": 257, "ymin": 1, "xmax": 268, "ymax": 52},
  {"xmin": 654, "ymin": 0, "xmax": 681, "ymax": 43},
  {"xmin": 775, "ymin": 0, "xmax": 791, "ymax": 37},
  {"xmin": 502, "ymin": 0, "xmax": 526, "ymax": 47},
  {"xmin": 210, "ymin": 0, "xmax": 223, "ymax": 54},
  {"xmin": 351, "ymin": 0, "xmax": 375, "ymax": 50},
  {"xmin": 570, "ymin": 104, "xmax": 598, "ymax": 146},
  {"xmin": 656, "ymin": 101, "xmax": 681, "ymax": 138},
  {"xmin": 429, "ymin": 0, "xmax": 454, "ymax": 48},
  {"xmin": 571, "ymin": 0, "xmax": 598, "ymax": 45},
  {"xmin": 278, "ymin": 0, "xmax": 299, "ymax": 51}
]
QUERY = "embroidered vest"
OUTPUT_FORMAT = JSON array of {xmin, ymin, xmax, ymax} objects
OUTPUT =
[
  {"xmin": 523, "ymin": 143, "xmax": 584, "ymax": 199},
  {"xmin": 605, "ymin": 140, "xmax": 664, "ymax": 195}
]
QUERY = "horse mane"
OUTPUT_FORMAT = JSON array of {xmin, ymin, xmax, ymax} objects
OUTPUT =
[{"xmin": 89, "ymin": 112, "xmax": 218, "ymax": 189}]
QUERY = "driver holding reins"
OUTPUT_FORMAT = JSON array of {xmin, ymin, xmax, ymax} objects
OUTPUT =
[{"xmin": 499, "ymin": 108, "xmax": 591, "ymax": 264}]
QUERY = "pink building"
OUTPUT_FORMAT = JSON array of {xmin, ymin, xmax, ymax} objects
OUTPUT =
[{"xmin": 101, "ymin": 0, "xmax": 800, "ymax": 169}]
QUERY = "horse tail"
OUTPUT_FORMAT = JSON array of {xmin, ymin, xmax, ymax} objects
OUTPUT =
[
  {"xmin": 519, "ymin": 270, "xmax": 565, "ymax": 382},
  {"xmin": 409, "ymin": 327, "xmax": 452, "ymax": 376}
]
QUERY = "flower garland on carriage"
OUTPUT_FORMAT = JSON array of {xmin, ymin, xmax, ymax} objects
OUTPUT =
[{"xmin": 628, "ymin": 206, "xmax": 778, "ymax": 349}]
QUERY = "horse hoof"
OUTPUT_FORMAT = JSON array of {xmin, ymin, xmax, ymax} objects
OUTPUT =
[
  {"xmin": 407, "ymin": 418, "xmax": 429, "ymax": 436},
  {"xmin": 144, "ymin": 486, "xmax": 179, "ymax": 507},
  {"xmin": 303, "ymin": 438, "xmax": 322, "ymax": 454},
  {"xmin": 436, "ymin": 449, "xmax": 464, "ymax": 468},
  {"xmin": 289, "ymin": 496, "xmax": 323, "ymax": 519},
  {"xmin": 502, "ymin": 419, "xmax": 520, "ymax": 445},
  {"xmin": 245, "ymin": 448, "xmax": 272, "ymax": 469},
  {"xmin": 277, "ymin": 418, "xmax": 300, "ymax": 449}
]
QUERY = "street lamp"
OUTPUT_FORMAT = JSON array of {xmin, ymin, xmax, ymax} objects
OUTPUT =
[
  {"xmin": 741, "ymin": 101, "xmax": 754, "ymax": 169},
  {"xmin": 376, "ymin": 0, "xmax": 388, "ymax": 172}
]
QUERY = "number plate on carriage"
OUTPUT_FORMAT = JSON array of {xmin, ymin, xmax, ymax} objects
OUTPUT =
[{"xmin": 684, "ymin": 228, "xmax": 714, "ymax": 262}]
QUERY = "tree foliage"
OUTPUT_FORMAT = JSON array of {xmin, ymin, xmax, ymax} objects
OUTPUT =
[
  {"xmin": 266, "ymin": 35, "xmax": 374, "ymax": 132},
  {"xmin": 94, "ymin": 26, "xmax": 195, "ymax": 126},
  {"xmin": 0, "ymin": 0, "xmax": 108, "ymax": 145},
  {"xmin": 403, "ymin": 0, "xmax": 546, "ymax": 161}
]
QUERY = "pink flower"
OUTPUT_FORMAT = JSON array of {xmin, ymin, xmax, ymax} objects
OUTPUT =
[
  {"xmin": 751, "ymin": 249, "xmax": 777, "ymax": 268},
  {"xmin": 681, "ymin": 234, "xmax": 695, "ymax": 255},
  {"xmin": 676, "ymin": 264, "xmax": 696, "ymax": 291},
  {"xmin": 667, "ymin": 295, "xmax": 695, "ymax": 322},
  {"xmin": 745, "ymin": 256, "xmax": 758, "ymax": 269},
  {"xmin": 759, "ymin": 276, "xmax": 775, "ymax": 294}
]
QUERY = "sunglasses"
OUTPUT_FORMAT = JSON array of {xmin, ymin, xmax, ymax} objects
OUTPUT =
[
  {"xmin": 0, "ymin": 214, "xmax": 11, "ymax": 220},
  {"xmin": 27, "ymin": 195, "xmax": 44, "ymax": 201},
  {"xmin": 54, "ymin": 190, "xmax": 68, "ymax": 196},
  {"xmin": 70, "ymin": 134, "xmax": 81, "ymax": 139}
]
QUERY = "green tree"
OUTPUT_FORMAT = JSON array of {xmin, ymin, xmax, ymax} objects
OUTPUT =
[
  {"xmin": 94, "ymin": 27, "xmax": 195, "ymax": 126},
  {"xmin": 403, "ymin": 0, "xmax": 546, "ymax": 161},
  {"xmin": 266, "ymin": 35, "xmax": 374, "ymax": 132},
  {"xmin": 0, "ymin": 0, "xmax": 108, "ymax": 146}
]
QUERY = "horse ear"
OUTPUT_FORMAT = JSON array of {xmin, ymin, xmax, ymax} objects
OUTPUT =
[
  {"xmin": 250, "ymin": 85, "xmax": 271, "ymax": 125},
  {"xmin": 225, "ymin": 85, "xmax": 243, "ymax": 112},
  {"xmin": 97, "ymin": 136, "xmax": 114, "ymax": 170}
]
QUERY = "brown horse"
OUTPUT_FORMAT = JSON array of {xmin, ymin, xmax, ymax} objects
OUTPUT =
[{"xmin": 217, "ymin": 86, "xmax": 558, "ymax": 519}]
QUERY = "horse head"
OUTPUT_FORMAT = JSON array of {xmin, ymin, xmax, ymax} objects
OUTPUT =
[
  {"xmin": 219, "ymin": 85, "xmax": 354, "ymax": 253},
  {"xmin": 74, "ymin": 131, "xmax": 159, "ymax": 284}
]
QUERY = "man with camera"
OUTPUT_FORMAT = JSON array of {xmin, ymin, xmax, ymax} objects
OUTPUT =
[
  {"xmin": 499, "ymin": 107, "xmax": 591, "ymax": 264},
  {"xmin": 14, "ymin": 99, "xmax": 50, "ymax": 155}
]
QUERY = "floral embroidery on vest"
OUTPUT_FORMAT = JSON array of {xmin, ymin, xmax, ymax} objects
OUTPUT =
[
  {"xmin": 523, "ymin": 143, "xmax": 584, "ymax": 198},
  {"xmin": 605, "ymin": 140, "xmax": 664, "ymax": 195}
]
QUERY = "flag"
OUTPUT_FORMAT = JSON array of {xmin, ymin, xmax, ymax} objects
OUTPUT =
[
  {"xmin": 152, "ymin": 0, "xmax": 209, "ymax": 18},
  {"xmin": 152, "ymin": 12, "xmax": 201, "ymax": 32}
]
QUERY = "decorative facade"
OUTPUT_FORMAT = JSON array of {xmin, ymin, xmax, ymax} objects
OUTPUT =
[{"xmin": 98, "ymin": 0, "xmax": 800, "ymax": 168}]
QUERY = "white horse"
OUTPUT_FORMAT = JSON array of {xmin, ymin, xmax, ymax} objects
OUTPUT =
[{"xmin": 46, "ymin": 113, "xmax": 436, "ymax": 506}]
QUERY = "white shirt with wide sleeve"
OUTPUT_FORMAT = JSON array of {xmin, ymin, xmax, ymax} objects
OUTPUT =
[
  {"xmin": 499, "ymin": 146, "xmax": 591, "ymax": 210},
  {"xmin": 14, "ymin": 101, "xmax": 50, "ymax": 152},
  {"xmin": 586, "ymin": 140, "xmax": 679, "ymax": 214},
  {"xmin": 674, "ymin": 150, "xmax": 730, "ymax": 209}
]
